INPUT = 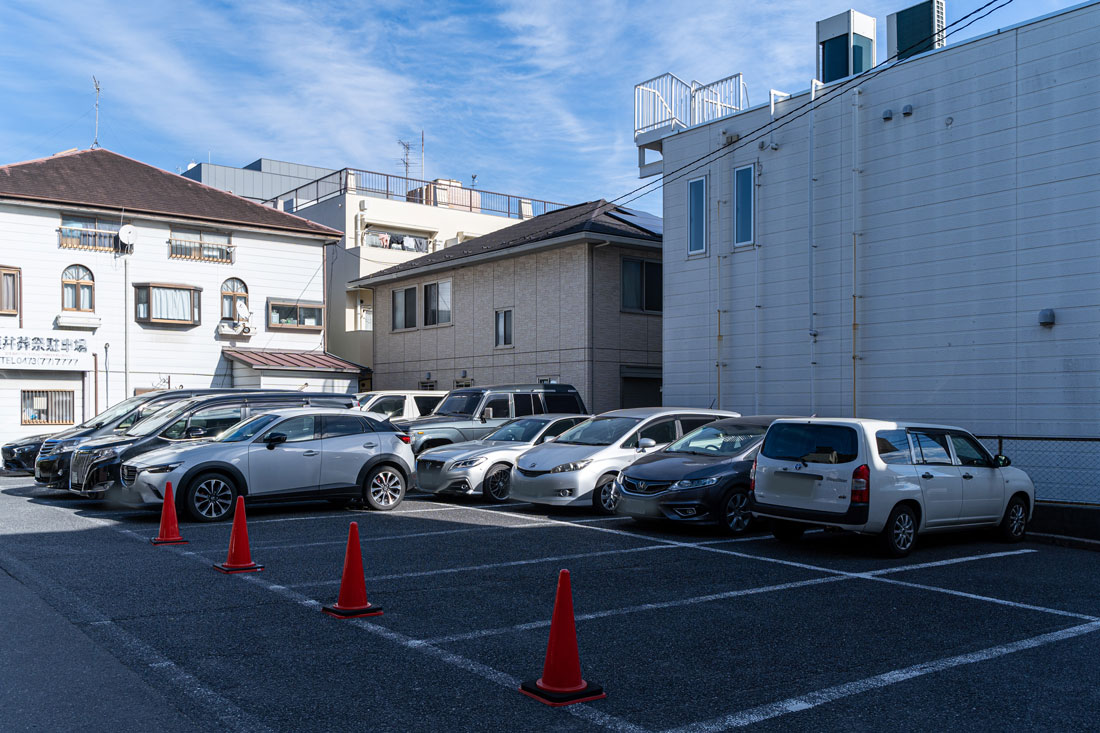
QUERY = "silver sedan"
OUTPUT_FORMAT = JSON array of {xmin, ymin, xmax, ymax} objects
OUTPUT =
[{"xmin": 415, "ymin": 414, "xmax": 588, "ymax": 503}]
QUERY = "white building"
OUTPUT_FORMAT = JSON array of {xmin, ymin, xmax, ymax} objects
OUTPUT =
[
  {"xmin": 638, "ymin": 1, "xmax": 1100, "ymax": 501},
  {"xmin": 0, "ymin": 148, "xmax": 360, "ymax": 444}
]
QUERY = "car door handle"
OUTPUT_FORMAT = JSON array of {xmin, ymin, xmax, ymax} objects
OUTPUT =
[
  {"xmin": 362, "ymin": 443, "xmax": 376, "ymax": 449},
  {"xmin": 921, "ymin": 472, "xmax": 934, "ymax": 480},
  {"xmin": 962, "ymin": 473, "xmax": 973, "ymax": 480},
  {"xmin": 303, "ymin": 450, "xmax": 319, "ymax": 457}
]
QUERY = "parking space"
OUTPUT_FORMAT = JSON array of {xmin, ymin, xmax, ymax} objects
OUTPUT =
[{"xmin": 2, "ymin": 474, "xmax": 1099, "ymax": 731}]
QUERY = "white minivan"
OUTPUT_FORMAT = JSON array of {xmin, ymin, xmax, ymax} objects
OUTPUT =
[{"xmin": 750, "ymin": 418, "xmax": 1035, "ymax": 557}]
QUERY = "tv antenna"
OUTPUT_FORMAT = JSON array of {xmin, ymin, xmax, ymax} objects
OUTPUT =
[
  {"xmin": 91, "ymin": 76, "xmax": 101, "ymax": 148},
  {"xmin": 398, "ymin": 139, "xmax": 414, "ymax": 178},
  {"xmin": 470, "ymin": 174, "xmax": 478, "ymax": 189}
]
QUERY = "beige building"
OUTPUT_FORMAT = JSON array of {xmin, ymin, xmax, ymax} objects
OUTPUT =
[{"xmin": 351, "ymin": 200, "xmax": 663, "ymax": 413}]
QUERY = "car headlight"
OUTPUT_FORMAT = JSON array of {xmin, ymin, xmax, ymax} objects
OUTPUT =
[
  {"xmin": 93, "ymin": 448, "xmax": 117, "ymax": 461},
  {"xmin": 674, "ymin": 477, "xmax": 719, "ymax": 490},
  {"xmin": 15, "ymin": 445, "xmax": 37, "ymax": 453},
  {"xmin": 550, "ymin": 460, "xmax": 592, "ymax": 473},
  {"xmin": 143, "ymin": 462, "xmax": 183, "ymax": 474},
  {"xmin": 452, "ymin": 457, "xmax": 485, "ymax": 469},
  {"xmin": 57, "ymin": 440, "xmax": 85, "ymax": 453}
]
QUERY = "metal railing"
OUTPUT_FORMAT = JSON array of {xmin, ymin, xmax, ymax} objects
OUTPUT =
[
  {"xmin": 168, "ymin": 238, "xmax": 234, "ymax": 263},
  {"xmin": 58, "ymin": 227, "xmax": 118, "ymax": 252},
  {"xmin": 265, "ymin": 168, "xmax": 566, "ymax": 220},
  {"xmin": 977, "ymin": 435, "xmax": 1100, "ymax": 506},
  {"xmin": 20, "ymin": 390, "xmax": 74, "ymax": 425},
  {"xmin": 634, "ymin": 72, "xmax": 749, "ymax": 138}
]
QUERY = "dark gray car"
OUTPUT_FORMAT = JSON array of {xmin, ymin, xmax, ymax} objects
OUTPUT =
[{"xmin": 397, "ymin": 384, "xmax": 586, "ymax": 454}]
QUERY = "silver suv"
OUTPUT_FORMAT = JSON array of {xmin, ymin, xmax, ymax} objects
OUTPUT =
[{"xmin": 121, "ymin": 408, "xmax": 415, "ymax": 521}]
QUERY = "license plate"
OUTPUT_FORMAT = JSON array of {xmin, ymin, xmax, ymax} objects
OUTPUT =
[{"xmin": 771, "ymin": 471, "xmax": 821, "ymax": 497}]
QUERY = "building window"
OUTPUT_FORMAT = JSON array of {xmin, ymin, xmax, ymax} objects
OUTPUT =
[
  {"xmin": 454, "ymin": 378, "xmax": 473, "ymax": 389},
  {"xmin": 221, "ymin": 278, "xmax": 248, "ymax": 320},
  {"xmin": 418, "ymin": 380, "xmax": 437, "ymax": 390},
  {"xmin": 688, "ymin": 177, "xmax": 707, "ymax": 254},
  {"xmin": 424, "ymin": 281, "xmax": 452, "ymax": 326},
  {"xmin": 734, "ymin": 164, "xmax": 754, "ymax": 245},
  {"xmin": 134, "ymin": 284, "xmax": 202, "ymax": 325},
  {"xmin": 495, "ymin": 309, "xmax": 513, "ymax": 347},
  {"xmin": 0, "ymin": 266, "xmax": 19, "ymax": 316},
  {"xmin": 169, "ymin": 229, "xmax": 233, "ymax": 263},
  {"xmin": 392, "ymin": 286, "xmax": 416, "ymax": 330},
  {"xmin": 621, "ymin": 258, "xmax": 662, "ymax": 313},
  {"xmin": 62, "ymin": 265, "xmax": 94, "ymax": 312},
  {"xmin": 21, "ymin": 390, "xmax": 75, "ymax": 425},
  {"xmin": 58, "ymin": 216, "xmax": 121, "ymax": 252},
  {"xmin": 267, "ymin": 300, "xmax": 323, "ymax": 330}
]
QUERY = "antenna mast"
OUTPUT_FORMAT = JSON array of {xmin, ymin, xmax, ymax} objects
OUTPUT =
[
  {"xmin": 398, "ymin": 139, "xmax": 413, "ymax": 179},
  {"xmin": 91, "ymin": 76, "xmax": 101, "ymax": 149}
]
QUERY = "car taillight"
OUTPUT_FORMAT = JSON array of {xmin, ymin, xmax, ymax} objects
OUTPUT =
[
  {"xmin": 750, "ymin": 459, "xmax": 757, "ymax": 493},
  {"xmin": 851, "ymin": 464, "xmax": 869, "ymax": 503},
  {"xmin": 397, "ymin": 434, "xmax": 411, "ymax": 444}
]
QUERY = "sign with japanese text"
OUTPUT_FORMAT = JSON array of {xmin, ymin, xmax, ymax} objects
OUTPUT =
[{"xmin": 0, "ymin": 330, "xmax": 94, "ymax": 371}]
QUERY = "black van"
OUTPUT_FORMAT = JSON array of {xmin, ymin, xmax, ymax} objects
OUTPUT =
[
  {"xmin": 67, "ymin": 391, "xmax": 356, "ymax": 496},
  {"xmin": 34, "ymin": 389, "xmax": 236, "ymax": 488}
]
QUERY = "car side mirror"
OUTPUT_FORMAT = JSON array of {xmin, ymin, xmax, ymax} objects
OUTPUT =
[
  {"xmin": 265, "ymin": 432, "xmax": 288, "ymax": 450},
  {"xmin": 637, "ymin": 438, "xmax": 657, "ymax": 452},
  {"xmin": 541, "ymin": 435, "xmax": 556, "ymax": 444},
  {"xmin": 481, "ymin": 408, "xmax": 493, "ymax": 422},
  {"xmin": 185, "ymin": 426, "xmax": 206, "ymax": 439},
  {"xmin": 995, "ymin": 454, "xmax": 1011, "ymax": 468}
]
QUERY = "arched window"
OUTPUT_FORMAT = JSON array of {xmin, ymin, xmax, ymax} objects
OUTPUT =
[
  {"xmin": 221, "ymin": 278, "xmax": 248, "ymax": 320},
  {"xmin": 62, "ymin": 265, "xmax": 94, "ymax": 312}
]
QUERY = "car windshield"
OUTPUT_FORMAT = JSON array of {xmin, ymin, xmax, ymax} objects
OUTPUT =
[
  {"xmin": 125, "ymin": 400, "xmax": 198, "ymax": 437},
  {"xmin": 555, "ymin": 417, "xmax": 642, "ymax": 446},
  {"xmin": 485, "ymin": 418, "xmax": 549, "ymax": 443},
  {"xmin": 667, "ymin": 424, "xmax": 767, "ymax": 457},
  {"xmin": 78, "ymin": 394, "xmax": 150, "ymax": 428},
  {"xmin": 433, "ymin": 391, "xmax": 482, "ymax": 417},
  {"xmin": 217, "ymin": 414, "xmax": 280, "ymax": 442}
]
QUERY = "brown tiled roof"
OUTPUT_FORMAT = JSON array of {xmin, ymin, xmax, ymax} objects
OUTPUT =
[
  {"xmin": 0, "ymin": 148, "xmax": 341, "ymax": 238},
  {"xmin": 222, "ymin": 348, "xmax": 365, "ymax": 374},
  {"xmin": 351, "ymin": 199, "xmax": 660, "ymax": 285}
]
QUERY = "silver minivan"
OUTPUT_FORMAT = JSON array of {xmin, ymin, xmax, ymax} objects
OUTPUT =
[{"xmin": 750, "ymin": 418, "xmax": 1036, "ymax": 556}]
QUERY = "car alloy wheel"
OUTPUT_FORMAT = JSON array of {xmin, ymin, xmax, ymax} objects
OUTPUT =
[
  {"xmin": 891, "ymin": 510, "xmax": 915, "ymax": 552},
  {"xmin": 724, "ymin": 491, "xmax": 751, "ymax": 535},
  {"xmin": 597, "ymin": 479, "xmax": 618, "ymax": 514},
  {"xmin": 484, "ymin": 464, "xmax": 510, "ymax": 503},
  {"xmin": 194, "ymin": 478, "xmax": 234, "ymax": 520},
  {"xmin": 1008, "ymin": 502, "xmax": 1026, "ymax": 537},
  {"xmin": 369, "ymin": 470, "xmax": 403, "ymax": 507}
]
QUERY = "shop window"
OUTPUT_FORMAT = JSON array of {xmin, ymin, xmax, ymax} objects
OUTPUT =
[{"xmin": 21, "ymin": 390, "xmax": 75, "ymax": 425}]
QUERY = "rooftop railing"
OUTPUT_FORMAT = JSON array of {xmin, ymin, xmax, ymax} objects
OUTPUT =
[
  {"xmin": 634, "ymin": 72, "xmax": 749, "ymax": 138},
  {"xmin": 265, "ymin": 168, "xmax": 566, "ymax": 220}
]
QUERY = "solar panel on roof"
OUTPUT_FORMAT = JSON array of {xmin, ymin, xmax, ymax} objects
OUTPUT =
[{"xmin": 609, "ymin": 207, "xmax": 663, "ymax": 236}]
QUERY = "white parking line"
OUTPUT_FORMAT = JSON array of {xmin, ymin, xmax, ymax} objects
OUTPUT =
[
  {"xmin": 414, "ymin": 576, "xmax": 850, "ymax": 647},
  {"xmin": 664, "ymin": 620, "xmax": 1100, "ymax": 732},
  {"xmin": 286, "ymin": 543, "xmax": 681, "ymax": 587},
  {"xmin": 864, "ymin": 575, "xmax": 1099, "ymax": 621},
  {"xmin": 866, "ymin": 549, "xmax": 1038, "ymax": 576},
  {"xmin": 215, "ymin": 521, "xmax": 561, "ymax": 552}
]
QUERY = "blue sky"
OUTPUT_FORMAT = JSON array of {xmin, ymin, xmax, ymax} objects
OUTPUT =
[{"xmin": 0, "ymin": 0, "xmax": 1073, "ymax": 214}]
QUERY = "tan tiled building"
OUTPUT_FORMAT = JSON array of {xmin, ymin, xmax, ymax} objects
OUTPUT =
[{"xmin": 351, "ymin": 201, "xmax": 663, "ymax": 413}]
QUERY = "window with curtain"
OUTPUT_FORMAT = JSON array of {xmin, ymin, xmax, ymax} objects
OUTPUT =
[
  {"xmin": 169, "ymin": 228, "xmax": 233, "ymax": 263},
  {"xmin": 267, "ymin": 300, "xmax": 323, "ymax": 329},
  {"xmin": 62, "ymin": 265, "xmax": 94, "ymax": 312},
  {"xmin": 621, "ymin": 258, "xmax": 662, "ymax": 313},
  {"xmin": 59, "ymin": 216, "xmax": 121, "ymax": 251},
  {"xmin": 391, "ymin": 287, "xmax": 416, "ymax": 330},
  {"xmin": 424, "ymin": 280, "xmax": 452, "ymax": 326},
  {"xmin": 0, "ymin": 266, "xmax": 19, "ymax": 315},
  {"xmin": 688, "ymin": 177, "xmax": 706, "ymax": 254},
  {"xmin": 134, "ymin": 285, "xmax": 201, "ymax": 325},
  {"xmin": 734, "ymin": 164, "xmax": 755, "ymax": 245},
  {"xmin": 221, "ymin": 278, "xmax": 248, "ymax": 320}
]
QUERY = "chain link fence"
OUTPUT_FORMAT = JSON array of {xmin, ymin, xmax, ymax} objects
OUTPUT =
[{"xmin": 977, "ymin": 436, "xmax": 1100, "ymax": 506}]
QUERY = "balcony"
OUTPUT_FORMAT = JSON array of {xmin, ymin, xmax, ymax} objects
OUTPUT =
[
  {"xmin": 168, "ymin": 238, "xmax": 234, "ymax": 264},
  {"xmin": 58, "ymin": 227, "xmax": 120, "ymax": 252},
  {"xmin": 265, "ymin": 169, "xmax": 566, "ymax": 220}
]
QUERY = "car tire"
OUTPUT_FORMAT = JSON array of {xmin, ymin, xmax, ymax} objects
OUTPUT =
[
  {"xmin": 592, "ymin": 474, "xmax": 619, "ymax": 515},
  {"xmin": 363, "ymin": 465, "xmax": 406, "ymax": 511},
  {"xmin": 771, "ymin": 519, "xmax": 805, "ymax": 543},
  {"xmin": 482, "ymin": 463, "xmax": 511, "ymax": 504},
  {"xmin": 721, "ymin": 488, "xmax": 753, "ymax": 536},
  {"xmin": 184, "ymin": 472, "xmax": 238, "ymax": 523},
  {"xmin": 998, "ymin": 495, "xmax": 1028, "ymax": 543},
  {"xmin": 879, "ymin": 503, "xmax": 918, "ymax": 558}
]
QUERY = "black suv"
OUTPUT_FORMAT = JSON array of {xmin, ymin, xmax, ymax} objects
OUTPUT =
[
  {"xmin": 396, "ymin": 383, "xmax": 587, "ymax": 454},
  {"xmin": 33, "ymin": 389, "xmax": 236, "ymax": 488},
  {"xmin": 67, "ymin": 391, "xmax": 356, "ymax": 496}
]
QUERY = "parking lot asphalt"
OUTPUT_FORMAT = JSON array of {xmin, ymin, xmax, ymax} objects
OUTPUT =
[{"xmin": 2, "ymin": 474, "xmax": 1099, "ymax": 732}]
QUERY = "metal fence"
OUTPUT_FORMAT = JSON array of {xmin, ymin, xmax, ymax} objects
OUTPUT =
[
  {"xmin": 977, "ymin": 435, "xmax": 1100, "ymax": 506},
  {"xmin": 634, "ymin": 72, "xmax": 748, "ymax": 137}
]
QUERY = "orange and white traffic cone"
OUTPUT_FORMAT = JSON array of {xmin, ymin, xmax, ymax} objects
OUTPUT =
[
  {"xmin": 322, "ymin": 522, "xmax": 382, "ymax": 618},
  {"xmin": 150, "ymin": 482, "xmax": 187, "ymax": 545},
  {"xmin": 213, "ymin": 496, "xmax": 263, "ymax": 573},
  {"xmin": 520, "ymin": 569, "xmax": 605, "ymax": 706}
]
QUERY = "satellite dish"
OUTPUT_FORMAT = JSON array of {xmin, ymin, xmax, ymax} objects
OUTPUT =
[
  {"xmin": 118, "ymin": 224, "xmax": 137, "ymax": 245},
  {"xmin": 235, "ymin": 300, "xmax": 251, "ymax": 321}
]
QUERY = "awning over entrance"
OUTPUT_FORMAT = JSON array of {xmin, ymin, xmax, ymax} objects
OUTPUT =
[{"xmin": 221, "ymin": 348, "xmax": 367, "ymax": 374}]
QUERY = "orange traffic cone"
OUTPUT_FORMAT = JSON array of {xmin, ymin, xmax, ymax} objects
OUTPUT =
[
  {"xmin": 322, "ymin": 522, "xmax": 382, "ymax": 618},
  {"xmin": 520, "ymin": 569, "xmax": 605, "ymax": 706},
  {"xmin": 213, "ymin": 496, "xmax": 263, "ymax": 574},
  {"xmin": 151, "ymin": 482, "xmax": 187, "ymax": 545}
]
